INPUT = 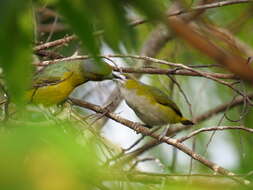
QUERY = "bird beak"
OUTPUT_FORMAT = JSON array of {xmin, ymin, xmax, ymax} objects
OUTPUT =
[{"xmin": 112, "ymin": 72, "xmax": 124, "ymax": 80}]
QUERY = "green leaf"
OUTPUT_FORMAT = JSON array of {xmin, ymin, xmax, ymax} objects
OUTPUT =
[
  {"xmin": 0, "ymin": 0, "xmax": 33, "ymax": 106},
  {"xmin": 128, "ymin": 0, "xmax": 165, "ymax": 21},
  {"xmin": 57, "ymin": 0, "xmax": 100, "ymax": 56},
  {"xmin": 87, "ymin": 0, "xmax": 136, "ymax": 52}
]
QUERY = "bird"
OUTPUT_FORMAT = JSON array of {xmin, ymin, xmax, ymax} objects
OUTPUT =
[
  {"xmin": 26, "ymin": 60, "xmax": 114, "ymax": 106},
  {"xmin": 119, "ymin": 78, "xmax": 194, "ymax": 127}
]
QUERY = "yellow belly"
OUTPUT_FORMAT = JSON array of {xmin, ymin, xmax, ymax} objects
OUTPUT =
[
  {"xmin": 121, "ymin": 87, "xmax": 182, "ymax": 125},
  {"xmin": 26, "ymin": 80, "xmax": 75, "ymax": 106}
]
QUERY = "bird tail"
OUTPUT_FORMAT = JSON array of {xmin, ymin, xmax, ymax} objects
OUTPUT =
[{"xmin": 181, "ymin": 117, "xmax": 194, "ymax": 125}]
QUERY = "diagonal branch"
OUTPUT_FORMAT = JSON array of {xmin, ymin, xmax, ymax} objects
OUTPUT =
[
  {"xmin": 69, "ymin": 98, "xmax": 249, "ymax": 185},
  {"xmin": 34, "ymin": 35, "xmax": 77, "ymax": 51},
  {"xmin": 167, "ymin": 15, "xmax": 253, "ymax": 83},
  {"xmin": 117, "ymin": 93, "xmax": 253, "ymax": 167}
]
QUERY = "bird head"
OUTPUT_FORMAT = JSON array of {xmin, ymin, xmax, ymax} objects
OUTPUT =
[{"xmin": 81, "ymin": 60, "xmax": 114, "ymax": 81}]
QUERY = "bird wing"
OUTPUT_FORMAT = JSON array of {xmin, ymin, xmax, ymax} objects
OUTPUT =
[
  {"xmin": 32, "ymin": 66, "xmax": 73, "ymax": 88},
  {"xmin": 146, "ymin": 85, "xmax": 182, "ymax": 117}
]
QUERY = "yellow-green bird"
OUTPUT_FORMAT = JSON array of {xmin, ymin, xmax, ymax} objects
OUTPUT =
[
  {"xmin": 27, "ymin": 60, "xmax": 113, "ymax": 106},
  {"xmin": 119, "ymin": 79, "xmax": 194, "ymax": 127}
]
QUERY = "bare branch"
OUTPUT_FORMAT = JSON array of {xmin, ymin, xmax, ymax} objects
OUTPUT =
[
  {"xmin": 34, "ymin": 35, "xmax": 77, "ymax": 51},
  {"xmin": 112, "ymin": 67, "xmax": 237, "ymax": 79},
  {"xmin": 36, "ymin": 54, "xmax": 247, "ymax": 97},
  {"xmin": 118, "ymin": 93, "xmax": 253, "ymax": 167},
  {"xmin": 168, "ymin": 14, "xmax": 253, "ymax": 84},
  {"xmin": 36, "ymin": 54, "xmax": 237, "ymax": 80},
  {"xmin": 131, "ymin": 0, "xmax": 253, "ymax": 26},
  {"xmin": 194, "ymin": 93, "xmax": 253, "ymax": 123},
  {"xmin": 33, "ymin": 0, "xmax": 252, "ymax": 52},
  {"xmin": 178, "ymin": 126, "xmax": 253, "ymax": 142},
  {"xmin": 69, "ymin": 98, "xmax": 249, "ymax": 185}
]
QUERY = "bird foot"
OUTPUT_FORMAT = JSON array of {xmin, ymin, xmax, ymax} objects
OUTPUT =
[
  {"xmin": 158, "ymin": 134, "xmax": 166, "ymax": 141},
  {"xmin": 157, "ymin": 126, "xmax": 170, "ymax": 141}
]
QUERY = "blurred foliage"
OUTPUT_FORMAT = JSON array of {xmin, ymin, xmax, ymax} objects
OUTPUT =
[
  {"xmin": 0, "ymin": 119, "xmax": 99, "ymax": 190},
  {"xmin": 1, "ymin": 0, "xmax": 253, "ymax": 189},
  {"xmin": 0, "ymin": 0, "xmax": 33, "ymax": 106}
]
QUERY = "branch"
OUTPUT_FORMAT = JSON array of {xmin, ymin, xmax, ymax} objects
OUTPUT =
[
  {"xmin": 203, "ymin": 22, "xmax": 253, "ymax": 57},
  {"xmin": 167, "ymin": 13, "xmax": 253, "ymax": 84},
  {"xmin": 118, "ymin": 93, "xmax": 253, "ymax": 167},
  {"xmin": 112, "ymin": 66, "xmax": 237, "ymax": 79},
  {"xmin": 98, "ymin": 23, "xmax": 174, "ymax": 130},
  {"xmin": 131, "ymin": 0, "xmax": 253, "ymax": 26},
  {"xmin": 178, "ymin": 126, "xmax": 253, "ymax": 142},
  {"xmin": 69, "ymin": 98, "xmax": 249, "ymax": 185},
  {"xmin": 36, "ymin": 54, "xmax": 237, "ymax": 79},
  {"xmin": 34, "ymin": 35, "xmax": 77, "ymax": 51},
  {"xmin": 36, "ymin": 54, "xmax": 246, "ymax": 97},
  {"xmin": 139, "ymin": 25, "xmax": 172, "ymax": 65},
  {"xmin": 33, "ymin": 0, "xmax": 252, "ymax": 53},
  {"xmin": 194, "ymin": 93, "xmax": 253, "ymax": 123}
]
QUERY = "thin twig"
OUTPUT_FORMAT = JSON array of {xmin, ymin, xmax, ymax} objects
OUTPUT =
[
  {"xmin": 33, "ymin": 0, "xmax": 252, "ymax": 52},
  {"xmin": 167, "ymin": 75, "xmax": 193, "ymax": 117},
  {"xmin": 131, "ymin": 0, "xmax": 253, "ymax": 26},
  {"xmin": 45, "ymin": 15, "xmax": 58, "ymax": 42},
  {"xmin": 124, "ymin": 127, "xmax": 160, "ymax": 152},
  {"xmin": 69, "ymin": 98, "xmax": 249, "ymax": 185},
  {"xmin": 178, "ymin": 126, "xmax": 253, "ymax": 142},
  {"xmin": 107, "ymin": 54, "xmax": 246, "ymax": 97},
  {"xmin": 129, "ymin": 157, "xmax": 160, "ymax": 171},
  {"xmin": 36, "ymin": 54, "xmax": 247, "ymax": 98},
  {"xmin": 194, "ymin": 93, "xmax": 253, "ymax": 123},
  {"xmin": 35, "ymin": 55, "xmax": 237, "ymax": 79},
  {"xmin": 116, "ymin": 93, "xmax": 253, "ymax": 167}
]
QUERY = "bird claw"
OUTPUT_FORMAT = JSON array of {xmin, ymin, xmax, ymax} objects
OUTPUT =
[
  {"xmin": 157, "ymin": 126, "xmax": 170, "ymax": 141},
  {"xmin": 102, "ymin": 101, "xmax": 114, "ymax": 113},
  {"xmin": 158, "ymin": 134, "xmax": 165, "ymax": 141}
]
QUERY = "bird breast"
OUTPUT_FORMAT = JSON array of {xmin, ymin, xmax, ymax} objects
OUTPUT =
[{"xmin": 120, "ymin": 86, "xmax": 172, "ymax": 126}]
